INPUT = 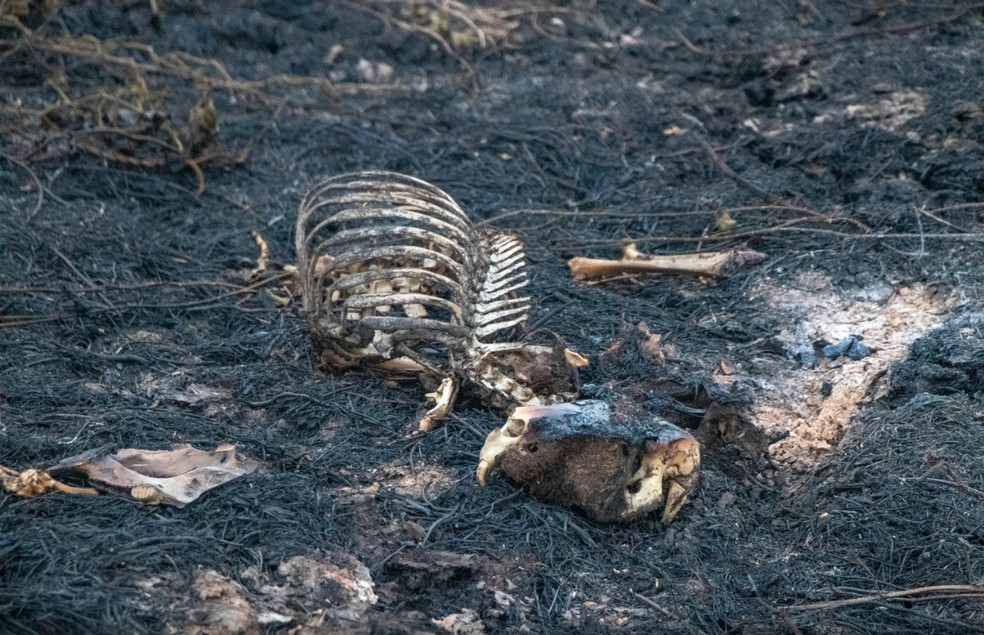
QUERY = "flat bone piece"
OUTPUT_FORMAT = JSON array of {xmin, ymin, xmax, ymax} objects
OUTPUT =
[
  {"xmin": 49, "ymin": 444, "xmax": 258, "ymax": 506},
  {"xmin": 569, "ymin": 247, "xmax": 765, "ymax": 280}
]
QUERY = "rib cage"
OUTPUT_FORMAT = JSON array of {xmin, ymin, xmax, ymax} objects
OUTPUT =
[{"xmin": 295, "ymin": 171, "xmax": 539, "ymax": 398}]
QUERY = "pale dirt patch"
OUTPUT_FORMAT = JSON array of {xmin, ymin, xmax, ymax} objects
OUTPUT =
[
  {"xmin": 335, "ymin": 462, "xmax": 456, "ymax": 504},
  {"xmin": 845, "ymin": 89, "xmax": 928, "ymax": 131},
  {"xmin": 139, "ymin": 372, "xmax": 234, "ymax": 407},
  {"xmin": 812, "ymin": 88, "xmax": 928, "ymax": 132},
  {"xmin": 157, "ymin": 553, "xmax": 377, "ymax": 634},
  {"xmin": 383, "ymin": 463, "xmax": 456, "ymax": 498},
  {"xmin": 732, "ymin": 271, "xmax": 952, "ymax": 471},
  {"xmin": 124, "ymin": 330, "xmax": 165, "ymax": 344}
]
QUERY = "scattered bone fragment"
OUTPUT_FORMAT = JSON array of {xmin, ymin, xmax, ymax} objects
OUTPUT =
[
  {"xmin": 265, "ymin": 553, "xmax": 378, "ymax": 622},
  {"xmin": 569, "ymin": 243, "xmax": 766, "ymax": 280},
  {"xmin": 1, "ymin": 465, "xmax": 99, "ymax": 497},
  {"xmin": 478, "ymin": 400, "xmax": 700, "ymax": 523},
  {"xmin": 564, "ymin": 348, "xmax": 590, "ymax": 367},
  {"xmin": 636, "ymin": 321, "xmax": 666, "ymax": 366},
  {"xmin": 387, "ymin": 550, "xmax": 478, "ymax": 586},
  {"xmin": 186, "ymin": 569, "xmax": 259, "ymax": 635},
  {"xmin": 419, "ymin": 376, "xmax": 459, "ymax": 432},
  {"xmin": 140, "ymin": 373, "xmax": 233, "ymax": 406}
]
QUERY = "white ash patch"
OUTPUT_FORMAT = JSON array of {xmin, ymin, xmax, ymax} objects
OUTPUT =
[{"xmin": 732, "ymin": 271, "xmax": 952, "ymax": 470}]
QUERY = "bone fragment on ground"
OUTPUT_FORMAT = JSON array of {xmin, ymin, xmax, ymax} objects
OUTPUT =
[
  {"xmin": 564, "ymin": 348, "xmax": 590, "ymax": 367},
  {"xmin": 1, "ymin": 466, "xmax": 100, "ymax": 497},
  {"xmin": 568, "ymin": 243, "xmax": 766, "ymax": 280},
  {"xmin": 477, "ymin": 400, "xmax": 700, "ymax": 523},
  {"xmin": 418, "ymin": 376, "xmax": 458, "ymax": 432}
]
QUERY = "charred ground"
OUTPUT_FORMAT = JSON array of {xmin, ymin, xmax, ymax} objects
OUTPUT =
[{"xmin": 1, "ymin": 1, "xmax": 984, "ymax": 633}]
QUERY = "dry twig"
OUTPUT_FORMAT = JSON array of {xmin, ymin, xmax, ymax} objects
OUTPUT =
[
  {"xmin": 782, "ymin": 584, "xmax": 984, "ymax": 612},
  {"xmin": 0, "ymin": 150, "xmax": 44, "ymax": 218}
]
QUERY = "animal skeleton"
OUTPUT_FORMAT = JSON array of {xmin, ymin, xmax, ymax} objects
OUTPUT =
[{"xmin": 295, "ymin": 171, "xmax": 700, "ymax": 523}]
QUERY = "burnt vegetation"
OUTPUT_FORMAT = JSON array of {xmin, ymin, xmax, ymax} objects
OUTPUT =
[{"xmin": 2, "ymin": 1, "xmax": 984, "ymax": 634}]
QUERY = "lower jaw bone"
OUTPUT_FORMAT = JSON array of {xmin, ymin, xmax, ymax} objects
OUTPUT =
[{"xmin": 477, "ymin": 400, "xmax": 700, "ymax": 523}]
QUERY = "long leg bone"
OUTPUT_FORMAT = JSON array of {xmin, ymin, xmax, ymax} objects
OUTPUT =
[{"xmin": 569, "ymin": 244, "xmax": 765, "ymax": 280}]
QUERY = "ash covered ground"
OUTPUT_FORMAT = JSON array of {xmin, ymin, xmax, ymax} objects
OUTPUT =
[{"xmin": 2, "ymin": 2, "xmax": 984, "ymax": 633}]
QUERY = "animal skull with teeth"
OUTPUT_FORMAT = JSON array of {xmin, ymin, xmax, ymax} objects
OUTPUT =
[
  {"xmin": 477, "ymin": 401, "xmax": 700, "ymax": 523},
  {"xmin": 295, "ymin": 171, "xmax": 700, "ymax": 523}
]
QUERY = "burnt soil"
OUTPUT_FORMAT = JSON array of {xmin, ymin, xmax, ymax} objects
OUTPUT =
[{"xmin": 2, "ymin": 2, "xmax": 984, "ymax": 634}]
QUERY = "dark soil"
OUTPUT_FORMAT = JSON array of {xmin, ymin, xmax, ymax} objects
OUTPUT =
[{"xmin": 2, "ymin": 1, "xmax": 984, "ymax": 634}]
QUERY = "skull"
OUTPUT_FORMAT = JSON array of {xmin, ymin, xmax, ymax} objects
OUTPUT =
[{"xmin": 477, "ymin": 400, "xmax": 700, "ymax": 523}]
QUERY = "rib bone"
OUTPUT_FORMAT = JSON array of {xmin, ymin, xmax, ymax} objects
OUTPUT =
[{"xmin": 296, "ymin": 171, "xmax": 568, "ymax": 411}]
